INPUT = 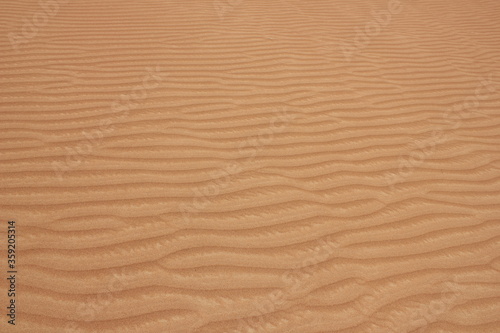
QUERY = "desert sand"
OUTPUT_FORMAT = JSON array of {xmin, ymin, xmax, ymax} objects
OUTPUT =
[{"xmin": 1, "ymin": 0, "xmax": 499, "ymax": 332}]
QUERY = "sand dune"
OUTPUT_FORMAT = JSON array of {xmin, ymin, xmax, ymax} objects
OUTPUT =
[{"xmin": 1, "ymin": 0, "xmax": 500, "ymax": 332}]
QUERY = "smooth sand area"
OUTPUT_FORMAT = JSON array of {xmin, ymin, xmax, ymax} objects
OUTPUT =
[{"xmin": 1, "ymin": 0, "xmax": 499, "ymax": 332}]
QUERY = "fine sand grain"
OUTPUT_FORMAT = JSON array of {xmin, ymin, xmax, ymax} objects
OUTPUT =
[{"xmin": 1, "ymin": 0, "xmax": 500, "ymax": 332}]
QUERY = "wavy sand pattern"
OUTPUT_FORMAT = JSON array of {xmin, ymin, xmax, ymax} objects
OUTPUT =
[{"xmin": 1, "ymin": 0, "xmax": 500, "ymax": 332}]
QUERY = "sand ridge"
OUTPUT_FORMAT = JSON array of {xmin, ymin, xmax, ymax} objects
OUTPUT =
[{"xmin": 0, "ymin": 0, "xmax": 500, "ymax": 332}]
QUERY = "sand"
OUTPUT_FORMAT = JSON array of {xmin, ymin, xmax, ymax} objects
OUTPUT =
[{"xmin": 1, "ymin": 0, "xmax": 500, "ymax": 332}]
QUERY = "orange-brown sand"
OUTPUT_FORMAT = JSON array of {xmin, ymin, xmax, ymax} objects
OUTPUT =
[{"xmin": 1, "ymin": 0, "xmax": 500, "ymax": 332}]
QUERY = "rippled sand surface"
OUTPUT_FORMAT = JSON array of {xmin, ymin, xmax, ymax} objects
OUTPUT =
[{"xmin": 1, "ymin": 0, "xmax": 500, "ymax": 332}]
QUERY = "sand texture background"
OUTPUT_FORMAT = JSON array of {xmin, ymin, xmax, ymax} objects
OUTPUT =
[{"xmin": 1, "ymin": 0, "xmax": 500, "ymax": 332}]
